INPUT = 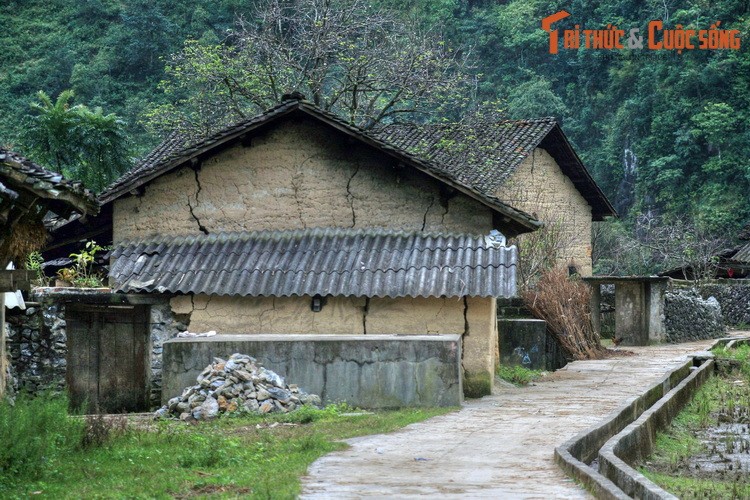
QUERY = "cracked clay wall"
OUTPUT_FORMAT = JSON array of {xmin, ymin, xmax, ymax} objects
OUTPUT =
[
  {"xmin": 169, "ymin": 294, "xmax": 497, "ymax": 397},
  {"xmin": 113, "ymin": 117, "xmax": 501, "ymax": 397},
  {"xmin": 496, "ymin": 148, "xmax": 593, "ymax": 276},
  {"xmin": 113, "ymin": 117, "xmax": 494, "ymax": 242}
]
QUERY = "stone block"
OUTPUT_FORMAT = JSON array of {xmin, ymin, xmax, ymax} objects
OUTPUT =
[{"xmin": 162, "ymin": 334, "xmax": 463, "ymax": 408}]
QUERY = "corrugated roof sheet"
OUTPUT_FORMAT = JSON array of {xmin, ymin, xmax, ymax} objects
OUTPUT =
[{"xmin": 109, "ymin": 228, "xmax": 517, "ymax": 298}]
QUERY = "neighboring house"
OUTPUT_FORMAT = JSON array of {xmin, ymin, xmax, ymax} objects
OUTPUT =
[
  {"xmin": 376, "ymin": 119, "xmax": 617, "ymax": 276},
  {"xmin": 99, "ymin": 97, "xmax": 536, "ymax": 396},
  {"xmin": 661, "ymin": 223, "xmax": 750, "ymax": 280},
  {"xmin": 0, "ymin": 149, "xmax": 98, "ymax": 395},
  {"xmin": 719, "ymin": 223, "xmax": 750, "ymax": 279}
]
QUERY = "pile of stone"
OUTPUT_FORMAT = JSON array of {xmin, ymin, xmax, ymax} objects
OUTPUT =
[{"xmin": 155, "ymin": 353, "xmax": 321, "ymax": 420}]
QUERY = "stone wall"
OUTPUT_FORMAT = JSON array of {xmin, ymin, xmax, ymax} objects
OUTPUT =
[
  {"xmin": 496, "ymin": 148, "xmax": 594, "ymax": 275},
  {"xmin": 696, "ymin": 281, "xmax": 750, "ymax": 327},
  {"xmin": 170, "ymin": 293, "xmax": 497, "ymax": 398},
  {"xmin": 664, "ymin": 289, "xmax": 726, "ymax": 343},
  {"xmin": 147, "ymin": 301, "xmax": 185, "ymax": 406},
  {"xmin": 5, "ymin": 299, "xmax": 67, "ymax": 394},
  {"xmin": 113, "ymin": 118, "xmax": 495, "ymax": 243}
]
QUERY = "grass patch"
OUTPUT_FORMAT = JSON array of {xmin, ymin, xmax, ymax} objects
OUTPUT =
[
  {"xmin": 644, "ymin": 471, "xmax": 750, "ymax": 499},
  {"xmin": 640, "ymin": 347, "xmax": 750, "ymax": 496},
  {"xmin": 0, "ymin": 392, "xmax": 84, "ymax": 484},
  {"xmin": 0, "ymin": 398, "xmax": 454, "ymax": 499},
  {"xmin": 496, "ymin": 365, "xmax": 544, "ymax": 386}
]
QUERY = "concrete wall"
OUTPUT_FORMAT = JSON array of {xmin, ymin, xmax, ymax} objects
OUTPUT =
[
  {"xmin": 170, "ymin": 293, "xmax": 497, "ymax": 397},
  {"xmin": 113, "ymin": 118, "xmax": 494, "ymax": 243},
  {"xmin": 162, "ymin": 334, "xmax": 463, "ymax": 408},
  {"xmin": 496, "ymin": 148, "xmax": 593, "ymax": 275}
]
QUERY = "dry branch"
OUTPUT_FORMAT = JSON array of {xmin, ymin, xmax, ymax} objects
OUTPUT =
[{"xmin": 522, "ymin": 267, "xmax": 604, "ymax": 360}]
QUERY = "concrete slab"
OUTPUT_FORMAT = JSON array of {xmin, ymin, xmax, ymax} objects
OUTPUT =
[
  {"xmin": 162, "ymin": 334, "xmax": 462, "ymax": 408},
  {"xmin": 301, "ymin": 338, "xmax": 733, "ymax": 499}
]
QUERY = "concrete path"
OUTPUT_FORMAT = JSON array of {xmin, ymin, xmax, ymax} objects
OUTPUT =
[{"xmin": 301, "ymin": 338, "xmax": 728, "ymax": 499}]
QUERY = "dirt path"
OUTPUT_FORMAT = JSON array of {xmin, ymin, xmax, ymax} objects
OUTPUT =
[{"xmin": 301, "ymin": 338, "xmax": 727, "ymax": 499}]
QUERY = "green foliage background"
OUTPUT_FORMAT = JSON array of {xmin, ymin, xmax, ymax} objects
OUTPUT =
[{"xmin": 1, "ymin": 0, "xmax": 748, "ymax": 230}]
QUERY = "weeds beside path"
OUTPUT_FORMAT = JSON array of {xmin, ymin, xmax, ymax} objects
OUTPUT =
[
  {"xmin": 0, "ymin": 400, "xmax": 452, "ymax": 499},
  {"xmin": 640, "ymin": 343, "xmax": 750, "ymax": 498}
]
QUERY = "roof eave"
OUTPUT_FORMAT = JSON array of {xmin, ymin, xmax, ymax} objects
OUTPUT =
[
  {"xmin": 0, "ymin": 162, "xmax": 99, "ymax": 217},
  {"xmin": 540, "ymin": 126, "xmax": 617, "ymax": 220},
  {"xmin": 101, "ymin": 101, "xmax": 542, "ymax": 235}
]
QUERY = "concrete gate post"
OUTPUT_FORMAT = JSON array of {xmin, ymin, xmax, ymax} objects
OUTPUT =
[
  {"xmin": 615, "ymin": 282, "xmax": 648, "ymax": 345},
  {"xmin": 646, "ymin": 280, "xmax": 667, "ymax": 343},
  {"xmin": 590, "ymin": 283, "xmax": 602, "ymax": 338}
]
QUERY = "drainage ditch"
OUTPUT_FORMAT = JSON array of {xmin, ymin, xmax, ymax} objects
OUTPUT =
[{"xmin": 554, "ymin": 337, "xmax": 748, "ymax": 500}]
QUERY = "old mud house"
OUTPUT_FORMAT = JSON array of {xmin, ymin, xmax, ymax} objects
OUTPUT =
[
  {"xmin": 376, "ymin": 119, "xmax": 616, "ymax": 276},
  {"xmin": 10, "ymin": 96, "xmax": 614, "ymax": 409}
]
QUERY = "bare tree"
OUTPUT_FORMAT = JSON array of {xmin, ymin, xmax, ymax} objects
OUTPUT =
[
  {"xmin": 593, "ymin": 213, "xmax": 730, "ymax": 280},
  {"xmin": 145, "ymin": 0, "xmax": 474, "ymax": 136}
]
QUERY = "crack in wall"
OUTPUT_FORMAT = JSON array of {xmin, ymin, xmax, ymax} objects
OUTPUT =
[
  {"xmin": 461, "ymin": 295, "xmax": 469, "ymax": 375},
  {"xmin": 291, "ymin": 171, "xmax": 307, "ymax": 229},
  {"xmin": 463, "ymin": 296, "xmax": 469, "ymax": 336},
  {"xmin": 189, "ymin": 294, "xmax": 212, "ymax": 313},
  {"xmin": 421, "ymin": 196, "xmax": 435, "ymax": 232},
  {"xmin": 438, "ymin": 189, "xmax": 454, "ymax": 226},
  {"xmin": 258, "ymin": 297, "xmax": 276, "ymax": 331},
  {"xmin": 188, "ymin": 167, "xmax": 209, "ymax": 235},
  {"xmin": 346, "ymin": 166, "xmax": 360, "ymax": 228},
  {"xmin": 362, "ymin": 297, "xmax": 370, "ymax": 334}
]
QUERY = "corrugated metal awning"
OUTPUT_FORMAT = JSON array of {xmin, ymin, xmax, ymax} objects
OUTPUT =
[{"xmin": 109, "ymin": 228, "xmax": 517, "ymax": 298}]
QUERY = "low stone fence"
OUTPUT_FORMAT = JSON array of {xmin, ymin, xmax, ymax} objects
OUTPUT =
[
  {"xmin": 162, "ymin": 334, "xmax": 463, "ymax": 408},
  {"xmin": 695, "ymin": 280, "xmax": 750, "ymax": 327},
  {"xmin": 664, "ymin": 288, "xmax": 726, "ymax": 343}
]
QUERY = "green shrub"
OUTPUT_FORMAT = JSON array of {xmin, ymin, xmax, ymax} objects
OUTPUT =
[
  {"xmin": 497, "ymin": 365, "xmax": 544, "ymax": 386},
  {"xmin": 0, "ymin": 393, "xmax": 84, "ymax": 484}
]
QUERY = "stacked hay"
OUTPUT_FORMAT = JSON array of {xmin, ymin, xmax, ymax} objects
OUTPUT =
[{"xmin": 155, "ymin": 353, "xmax": 321, "ymax": 420}]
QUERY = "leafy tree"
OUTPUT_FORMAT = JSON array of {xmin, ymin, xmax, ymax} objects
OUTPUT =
[{"xmin": 22, "ymin": 90, "xmax": 132, "ymax": 192}]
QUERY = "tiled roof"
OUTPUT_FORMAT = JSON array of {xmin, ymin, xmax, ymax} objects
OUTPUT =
[
  {"xmin": 109, "ymin": 228, "xmax": 517, "ymax": 298},
  {"xmin": 730, "ymin": 241, "xmax": 750, "ymax": 264},
  {"xmin": 374, "ymin": 119, "xmax": 557, "ymax": 196},
  {"xmin": 374, "ymin": 120, "xmax": 616, "ymax": 220},
  {"xmin": 99, "ymin": 99, "xmax": 542, "ymax": 236},
  {"xmin": 0, "ymin": 149, "xmax": 99, "ymax": 217}
]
